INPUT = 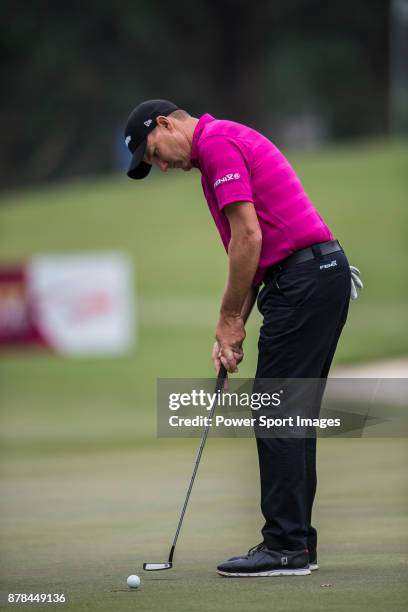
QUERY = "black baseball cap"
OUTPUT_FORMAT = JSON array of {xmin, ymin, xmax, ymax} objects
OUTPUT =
[{"xmin": 124, "ymin": 99, "xmax": 179, "ymax": 179}]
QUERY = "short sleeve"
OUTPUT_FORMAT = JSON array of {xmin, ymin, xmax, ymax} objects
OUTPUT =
[{"xmin": 199, "ymin": 136, "xmax": 254, "ymax": 210}]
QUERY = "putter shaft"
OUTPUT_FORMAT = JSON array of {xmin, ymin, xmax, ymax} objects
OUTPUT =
[{"xmin": 143, "ymin": 366, "xmax": 227, "ymax": 570}]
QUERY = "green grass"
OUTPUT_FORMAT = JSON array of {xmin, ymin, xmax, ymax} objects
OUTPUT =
[
  {"xmin": 0, "ymin": 139, "xmax": 407, "ymax": 370},
  {"xmin": 1, "ymin": 440, "xmax": 407, "ymax": 611},
  {"xmin": 0, "ymin": 140, "xmax": 407, "ymax": 611}
]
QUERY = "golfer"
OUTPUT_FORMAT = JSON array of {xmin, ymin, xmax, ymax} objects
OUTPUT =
[{"xmin": 124, "ymin": 99, "xmax": 362, "ymax": 577}]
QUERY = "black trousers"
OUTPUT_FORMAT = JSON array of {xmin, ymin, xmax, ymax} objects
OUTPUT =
[{"xmin": 254, "ymin": 247, "xmax": 350, "ymax": 554}]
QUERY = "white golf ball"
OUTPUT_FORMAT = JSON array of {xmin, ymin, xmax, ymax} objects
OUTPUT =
[{"xmin": 127, "ymin": 574, "xmax": 141, "ymax": 589}]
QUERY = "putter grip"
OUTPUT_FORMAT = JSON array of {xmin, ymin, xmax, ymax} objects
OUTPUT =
[{"xmin": 216, "ymin": 364, "xmax": 228, "ymax": 392}]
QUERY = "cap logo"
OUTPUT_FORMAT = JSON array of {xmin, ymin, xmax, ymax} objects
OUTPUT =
[
  {"xmin": 125, "ymin": 135, "xmax": 132, "ymax": 148},
  {"xmin": 144, "ymin": 119, "xmax": 153, "ymax": 127}
]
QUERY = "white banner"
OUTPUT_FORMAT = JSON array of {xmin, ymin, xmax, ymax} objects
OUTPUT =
[{"xmin": 27, "ymin": 252, "xmax": 135, "ymax": 356}]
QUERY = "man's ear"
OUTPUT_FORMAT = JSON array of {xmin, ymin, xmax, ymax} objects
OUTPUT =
[{"xmin": 156, "ymin": 115, "xmax": 172, "ymax": 130}]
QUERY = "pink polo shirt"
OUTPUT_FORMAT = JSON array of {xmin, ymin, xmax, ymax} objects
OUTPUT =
[{"xmin": 191, "ymin": 114, "xmax": 333, "ymax": 286}]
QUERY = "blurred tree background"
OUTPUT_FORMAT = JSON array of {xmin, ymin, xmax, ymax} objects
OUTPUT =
[{"xmin": 0, "ymin": 0, "xmax": 395, "ymax": 189}]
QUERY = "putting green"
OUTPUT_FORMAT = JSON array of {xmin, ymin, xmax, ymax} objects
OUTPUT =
[{"xmin": 1, "ymin": 439, "xmax": 407, "ymax": 611}]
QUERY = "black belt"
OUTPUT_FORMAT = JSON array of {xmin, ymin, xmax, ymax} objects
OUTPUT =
[{"xmin": 265, "ymin": 239, "xmax": 343, "ymax": 280}]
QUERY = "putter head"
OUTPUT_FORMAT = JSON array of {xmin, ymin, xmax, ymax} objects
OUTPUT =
[{"xmin": 143, "ymin": 562, "xmax": 172, "ymax": 571}]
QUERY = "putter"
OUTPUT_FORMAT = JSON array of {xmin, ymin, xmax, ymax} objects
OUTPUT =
[{"xmin": 143, "ymin": 364, "xmax": 228, "ymax": 571}]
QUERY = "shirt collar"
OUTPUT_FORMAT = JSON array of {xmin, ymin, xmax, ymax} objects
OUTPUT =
[{"xmin": 191, "ymin": 113, "xmax": 215, "ymax": 168}]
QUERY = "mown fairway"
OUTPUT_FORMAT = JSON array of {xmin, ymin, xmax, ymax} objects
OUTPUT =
[{"xmin": 1, "ymin": 141, "xmax": 407, "ymax": 611}]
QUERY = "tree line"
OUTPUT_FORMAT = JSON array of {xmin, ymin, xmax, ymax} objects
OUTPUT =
[{"xmin": 0, "ymin": 0, "xmax": 389, "ymax": 189}]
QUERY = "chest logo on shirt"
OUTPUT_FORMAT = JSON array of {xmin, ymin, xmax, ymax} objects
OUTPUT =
[{"xmin": 214, "ymin": 172, "xmax": 241, "ymax": 188}]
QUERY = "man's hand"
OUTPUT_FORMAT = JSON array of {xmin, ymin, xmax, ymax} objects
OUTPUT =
[
  {"xmin": 215, "ymin": 314, "xmax": 246, "ymax": 373},
  {"xmin": 212, "ymin": 340, "xmax": 222, "ymax": 373}
]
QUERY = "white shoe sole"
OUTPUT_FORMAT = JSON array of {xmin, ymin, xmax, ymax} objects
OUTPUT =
[
  {"xmin": 309, "ymin": 563, "xmax": 319, "ymax": 571},
  {"xmin": 218, "ymin": 568, "xmax": 311, "ymax": 577}
]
